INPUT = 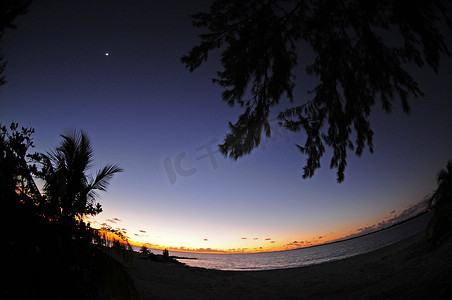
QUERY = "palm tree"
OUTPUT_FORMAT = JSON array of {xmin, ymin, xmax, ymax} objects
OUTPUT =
[
  {"xmin": 427, "ymin": 161, "xmax": 452, "ymax": 244},
  {"xmin": 40, "ymin": 130, "xmax": 123, "ymax": 222},
  {"xmin": 140, "ymin": 245, "xmax": 150, "ymax": 256}
]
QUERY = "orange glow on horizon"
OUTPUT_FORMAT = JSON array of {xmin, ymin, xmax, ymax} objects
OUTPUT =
[
  {"xmin": 89, "ymin": 220, "xmax": 359, "ymax": 254},
  {"xmin": 125, "ymin": 233, "xmax": 347, "ymax": 255},
  {"xmin": 88, "ymin": 202, "xmax": 429, "ymax": 255}
]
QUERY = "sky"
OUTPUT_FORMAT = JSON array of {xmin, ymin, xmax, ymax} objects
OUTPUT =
[{"xmin": 2, "ymin": 0, "xmax": 452, "ymax": 253}]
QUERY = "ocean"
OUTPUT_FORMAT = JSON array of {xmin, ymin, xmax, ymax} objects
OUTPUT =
[{"xmin": 138, "ymin": 212, "xmax": 431, "ymax": 271}]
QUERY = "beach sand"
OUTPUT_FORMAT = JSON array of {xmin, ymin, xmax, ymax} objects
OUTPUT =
[{"xmin": 121, "ymin": 230, "xmax": 452, "ymax": 299}]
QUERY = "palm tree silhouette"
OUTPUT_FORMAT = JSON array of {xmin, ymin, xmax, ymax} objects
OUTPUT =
[
  {"xmin": 40, "ymin": 130, "xmax": 123, "ymax": 221},
  {"xmin": 427, "ymin": 161, "xmax": 452, "ymax": 244}
]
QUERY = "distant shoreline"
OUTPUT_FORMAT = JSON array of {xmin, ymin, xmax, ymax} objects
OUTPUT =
[
  {"xmin": 147, "ymin": 211, "xmax": 431, "ymax": 256},
  {"xmin": 122, "ymin": 227, "xmax": 452, "ymax": 299},
  {"xmin": 290, "ymin": 210, "xmax": 432, "ymax": 252}
]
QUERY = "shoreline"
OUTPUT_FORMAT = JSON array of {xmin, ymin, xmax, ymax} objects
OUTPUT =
[
  {"xmin": 288, "ymin": 211, "xmax": 431, "ymax": 252},
  {"xmin": 137, "ymin": 212, "xmax": 431, "ymax": 257},
  {"xmin": 119, "ymin": 229, "xmax": 452, "ymax": 299}
]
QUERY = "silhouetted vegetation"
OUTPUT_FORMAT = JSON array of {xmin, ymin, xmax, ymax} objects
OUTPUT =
[
  {"xmin": 33, "ymin": 129, "xmax": 123, "ymax": 222},
  {"xmin": 0, "ymin": 0, "xmax": 32, "ymax": 86},
  {"xmin": 143, "ymin": 249, "xmax": 185, "ymax": 265},
  {"xmin": 427, "ymin": 160, "xmax": 452, "ymax": 246},
  {"xmin": 95, "ymin": 226, "xmax": 135, "ymax": 265},
  {"xmin": 140, "ymin": 245, "xmax": 150, "ymax": 256},
  {"xmin": 1, "ymin": 123, "xmax": 136, "ymax": 299},
  {"xmin": 163, "ymin": 248, "xmax": 169, "ymax": 258},
  {"xmin": 182, "ymin": 0, "xmax": 452, "ymax": 182}
]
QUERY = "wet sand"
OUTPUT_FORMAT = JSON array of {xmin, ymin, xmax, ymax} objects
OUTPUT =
[{"xmin": 122, "ymin": 230, "xmax": 452, "ymax": 299}]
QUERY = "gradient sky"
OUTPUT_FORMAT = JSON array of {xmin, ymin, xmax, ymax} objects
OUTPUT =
[{"xmin": 2, "ymin": 0, "xmax": 452, "ymax": 253}]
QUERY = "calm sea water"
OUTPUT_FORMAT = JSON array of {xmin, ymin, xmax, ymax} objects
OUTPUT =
[{"xmin": 138, "ymin": 213, "xmax": 431, "ymax": 271}]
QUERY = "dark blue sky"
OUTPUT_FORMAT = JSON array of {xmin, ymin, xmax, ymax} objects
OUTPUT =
[{"xmin": 2, "ymin": 0, "xmax": 452, "ymax": 252}]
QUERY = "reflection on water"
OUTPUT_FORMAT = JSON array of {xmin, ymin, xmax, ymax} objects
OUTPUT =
[{"xmin": 171, "ymin": 213, "xmax": 431, "ymax": 271}]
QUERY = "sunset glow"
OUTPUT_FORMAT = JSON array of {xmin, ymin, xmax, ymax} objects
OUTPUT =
[
  {"xmin": 2, "ymin": 0, "xmax": 451, "ymax": 258},
  {"xmin": 87, "ymin": 197, "xmax": 430, "ymax": 254}
]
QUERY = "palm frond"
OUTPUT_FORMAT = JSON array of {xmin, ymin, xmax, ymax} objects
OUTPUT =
[
  {"xmin": 77, "ymin": 130, "xmax": 94, "ymax": 170},
  {"xmin": 90, "ymin": 164, "xmax": 123, "ymax": 192}
]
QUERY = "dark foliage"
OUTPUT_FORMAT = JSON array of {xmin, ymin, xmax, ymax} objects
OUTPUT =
[
  {"xmin": 1, "ymin": 124, "xmax": 132, "ymax": 299},
  {"xmin": 0, "ymin": 123, "xmax": 41, "ymax": 210},
  {"xmin": 182, "ymin": 0, "xmax": 452, "ymax": 181},
  {"xmin": 0, "ymin": 0, "xmax": 32, "ymax": 86},
  {"xmin": 34, "ymin": 129, "xmax": 123, "ymax": 222},
  {"xmin": 427, "ymin": 161, "xmax": 452, "ymax": 245}
]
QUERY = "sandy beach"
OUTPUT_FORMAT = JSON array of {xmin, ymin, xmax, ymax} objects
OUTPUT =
[{"xmin": 119, "ymin": 230, "xmax": 452, "ymax": 299}]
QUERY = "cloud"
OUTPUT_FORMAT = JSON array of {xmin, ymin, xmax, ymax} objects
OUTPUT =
[
  {"xmin": 265, "ymin": 238, "xmax": 272, "ymax": 241},
  {"xmin": 106, "ymin": 218, "xmax": 121, "ymax": 224},
  {"xmin": 203, "ymin": 239, "xmax": 208, "ymax": 241},
  {"xmin": 253, "ymin": 238, "xmax": 258, "ymax": 240},
  {"xmin": 134, "ymin": 230, "xmax": 149, "ymax": 238},
  {"xmin": 285, "ymin": 240, "xmax": 304, "ymax": 248},
  {"xmin": 241, "ymin": 237, "xmax": 248, "ymax": 240},
  {"xmin": 169, "ymin": 247, "xmax": 228, "ymax": 254},
  {"xmin": 270, "ymin": 241, "xmax": 275, "ymax": 243}
]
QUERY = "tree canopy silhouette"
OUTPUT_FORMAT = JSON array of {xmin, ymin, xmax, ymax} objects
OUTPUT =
[
  {"xmin": 0, "ymin": 0, "xmax": 32, "ymax": 87},
  {"xmin": 1, "ymin": 124, "xmax": 133, "ymax": 298},
  {"xmin": 434, "ymin": 161, "xmax": 452, "ymax": 205},
  {"xmin": 0, "ymin": 123, "xmax": 42, "ymax": 224},
  {"xmin": 182, "ymin": 0, "xmax": 452, "ymax": 182},
  {"xmin": 428, "ymin": 160, "xmax": 452, "ymax": 244}
]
